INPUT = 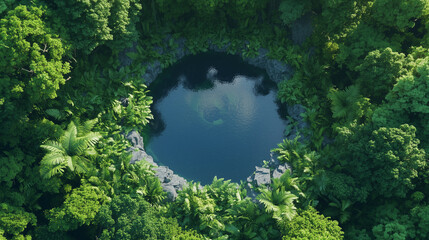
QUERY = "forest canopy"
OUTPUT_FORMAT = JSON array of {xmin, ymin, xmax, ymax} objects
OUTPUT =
[{"xmin": 1, "ymin": 0, "xmax": 429, "ymax": 239}]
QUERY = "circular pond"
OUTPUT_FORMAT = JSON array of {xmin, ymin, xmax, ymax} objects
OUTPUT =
[{"xmin": 145, "ymin": 52, "xmax": 287, "ymax": 184}]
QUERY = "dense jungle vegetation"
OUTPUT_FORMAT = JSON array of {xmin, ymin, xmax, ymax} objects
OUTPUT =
[{"xmin": 1, "ymin": 0, "xmax": 429, "ymax": 239}]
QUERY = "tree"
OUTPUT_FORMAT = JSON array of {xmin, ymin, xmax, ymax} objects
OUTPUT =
[
  {"xmin": 324, "ymin": 123, "xmax": 426, "ymax": 202},
  {"xmin": 96, "ymin": 194, "xmax": 203, "ymax": 240},
  {"xmin": 46, "ymin": 0, "xmax": 142, "ymax": 53},
  {"xmin": 280, "ymin": 207, "xmax": 344, "ymax": 240},
  {"xmin": 411, "ymin": 205, "xmax": 429, "ymax": 239},
  {"xmin": 355, "ymin": 48, "xmax": 408, "ymax": 103},
  {"xmin": 0, "ymin": 203, "xmax": 36, "ymax": 239},
  {"xmin": 372, "ymin": 57, "xmax": 429, "ymax": 150},
  {"xmin": 278, "ymin": 0, "xmax": 310, "ymax": 26},
  {"xmin": 336, "ymin": 23, "xmax": 401, "ymax": 70},
  {"xmin": 47, "ymin": 184, "xmax": 108, "ymax": 232},
  {"xmin": 40, "ymin": 119, "xmax": 101, "ymax": 179},
  {"xmin": 371, "ymin": 0, "xmax": 429, "ymax": 31},
  {"xmin": 0, "ymin": 0, "xmax": 15, "ymax": 15},
  {"xmin": 0, "ymin": 5, "xmax": 70, "ymax": 146},
  {"xmin": 315, "ymin": 0, "xmax": 372, "ymax": 41}
]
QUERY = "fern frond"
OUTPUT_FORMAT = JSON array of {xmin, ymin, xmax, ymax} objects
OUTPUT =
[
  {"xmin": 62, "ymin": 121, "xmax": 77, "ymax": 153},
  {"xmin": 40, "ymin": 163, "xmax": 66, "ymax": 179},
  {"xmin": 73, "ymin": 157, "xmax": 88, "ymax": 174},
  {"xmin": 328, "ymin": 85, "xmax": 361, "ymax": 121},
  {"xmin": 83, "ymin": 132, "xmax": 102, "ymax": 147},
  {"xmin": 41, "ymin": 152, "xmax": 66, "ymax": 166},
  {"xmin": 45, "ymin": 109, "xmax": 62, "ymax": 120},
  {"xmin": 78, "ymin": 119, "xmax": 98, "ymax": 136},
  {"xmin": 41, "ymin": 141, "xmax": 65, "ymax": 154}
]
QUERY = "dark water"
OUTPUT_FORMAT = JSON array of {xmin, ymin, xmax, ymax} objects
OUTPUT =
[{"xmin": 145, "ymin": 52, "xmax": 287, "ymax": 184}]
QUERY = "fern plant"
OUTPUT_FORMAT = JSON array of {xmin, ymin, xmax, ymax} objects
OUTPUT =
[
  {"xmin": 328, "ymin": 85, "xmax": 361, "ymax": 121},
  {"xmin": 257, "ymin": 172, "xmax": 299, "ymax": 223},
  {"xmin": 258, "ymin": 187, "xmax": 298, "ymax": 222},
  {"xmin": 39, "ymin": 119, "xmax": 101, "ymax": 179}
]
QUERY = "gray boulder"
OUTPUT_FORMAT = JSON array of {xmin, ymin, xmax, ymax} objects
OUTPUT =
[
  {"xmin": 174, "ymin": 37, "xmax": 190, "ymax": 59},
  {"xmin": 265, "ymin": 59, "xmax": 293, "ymax": 84},
  {"xmin": 162, "ymin": 184, "xmax": 178, "ymax": 201},
  {"xmin": 124, "ymin": 130, "xmax": 189, "ymax": 202},
  {"xmin": 126, "ymin": 130, "xmax": 144, "ymax": 150},
  {"xmin": 155, "ymin": 166, "xmax": 188, "ymax": 201},
  {"xmin": 248, "ymin": 166, "xmax": 271, "ymax": 186},
  {"xmin": 285, "ymin": 104, "xmax": 309, "ymax": 141},
  {"xmin": 272, "ymin": 164, "xmax": 291, "ymax": 179},
  {"xmin": 127, "ymin": 147, "xmax": 157, "ymax": 166},
  {"xmin": 118, "ymin": 42, "xmax": 138, "ymax": 68},
  {"xmin": 244, "ymin": 48, "xmax": 293, "ymax": 84},
  {"xmin": 154, "ymin": 166, "xmax": 174, "ymax": 183},
  {"xmin": 170, "ymin": 174, "xmax": 187, "ymax": 191},
  {"xmin": 208, "ymin": 40, "xmax": 230, "ymax": 53},
  {"xmin": 142, "ymin": 61, "xmax": 162, "ymax": 85}
]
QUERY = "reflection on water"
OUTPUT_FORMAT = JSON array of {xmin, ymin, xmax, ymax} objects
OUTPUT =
[{"xmin": 145, "ymin": 52, "xmax": 287, "ymax": 184}]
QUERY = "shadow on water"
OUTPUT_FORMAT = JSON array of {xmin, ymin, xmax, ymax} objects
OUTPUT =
[{"xmin": 145, "ymin": 51, "xmax": 288, "ymax": 184}]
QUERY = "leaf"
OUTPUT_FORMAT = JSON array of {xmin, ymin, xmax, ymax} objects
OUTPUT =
[{"xmin": 45, "ymin": 109, "xmax": 62, "ymax": 120}]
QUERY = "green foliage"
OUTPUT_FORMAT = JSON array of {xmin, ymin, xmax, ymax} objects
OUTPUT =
[
  {"xmin": 279, "ymin": 0, "xmax": 309, "ymax": 26},
  {"xmin": 273, "ymin": 137, "xmax": 325, "ymax": 202},
  {"xmin": 328, "ymin": 85, "xmax": 369, "ymax": 122},
  {"xmin": 0, "ymin": 0, "xmax": 15, "ymax": 15},
  {"xmin": 381, "ymin": 58, "xmax": 429, "ymax": 114},
  {"xmin": 0, "ymin": 5, "xmax": 70, "ymax": 103},
  {"xmin": 371, "ymin": 0, "xmax": 429, "ymax": 30},
  {"xmin": 372, "ymin": 57, "xmax": 429, "ymax": 149},
  {"xmin": 325, "ymin": 198, "xmax": 353, "ymax": 224},
  {"xmin": 47, "ymin": 0, "xmax": 142, "ymax": 52},
  {"xmin": 155, "ymin": 0, "xmax": 269, "ymax": 30},
  {"xmin": 280, "ymin": 207, "xmax": 343, "ymax": 240},
  {"xmin": 0, "ymin": 203, "xmax": 36, "ymax": 238},
  {"xmin": 40, "ymin": 119, "xmax": 101, "ymax": 179},
  {"xmin": 411, "ymin": 205, "xmax": 429, "ymax": 239},
  {"xmin": 0, "ymin": 5, "xmax": 70, "ymax": 145},
  {"xmin": 371, "ymin": 204, "xmax": 416, "ymax": 240},
  {"xmin": 1, "ymin": 0, "xmax": 428, "ymax": 239},
  {"xmin": 110, "ymin": 83, "xmax": 153, "ymax": 132},
  {"xmin": 0, "ymin": 149, "xmax": 26, "ymax": 188},
  {"xmin": 100, "ymin": 155, "xmax": 165, "ymax": 204},
  {"xmin": 171, "ymin": 182, "xmax": 220, "ymax": 235},
  {"xmin": 257, "ymin": 177, "xmax": 299, "ymax": 222},
  {"xmin": 47, "ymin": 184, "xmax": 108, "ymax": 232},
  {"xmin": 224, "ymin": 198, "xmax": 277, "ymax": 239},
  {"xmin": 336, "ymin": 23, "xmax": 401, "ymax": 70},
  {"xmin": 171, "ymin": 178, "xmax": 281, "ymax": 239},
  {"xmin": 324, "ymin": 123, "xmax": 426, "ymax": 202},
  {"xmin": 96, "ymin": 194, "xmax": 203, "ymax": 240},
  {"xmin": 277, "ymin": 54, "xmax": 330, "ymax": 107},
  {"xmin": 315, "ymin": 0, "xmax": 372, "ymax": 41},
  {"xmin": 355, "ymin": 48, "xmax": 408, "ymax": 102}
]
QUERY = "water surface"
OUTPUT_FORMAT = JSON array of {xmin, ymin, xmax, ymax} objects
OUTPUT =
[{"xmin": 145, "ymin": 52, "xmax": 286, "ymax": 184}]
